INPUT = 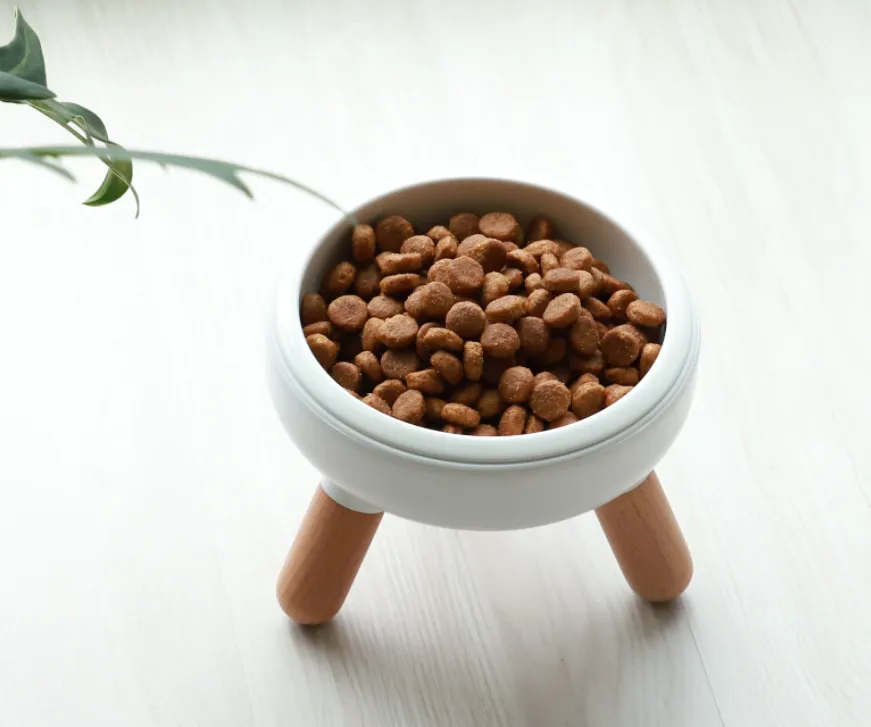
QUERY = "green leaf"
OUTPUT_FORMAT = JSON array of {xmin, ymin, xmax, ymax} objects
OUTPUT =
[
  {"xmin": 58, "ymin": 102, "xmax": 110, "ymax": 142},
  {"xmin": 0, "ymin": 69, "xmax": 53, "ymax": 100},
  {"xmin": 0, "ymin": 8, "xmax": 48, "ymax": 86},
  {"xmin": 83, "ymin": 142, "xmax": 138, "ymax": 214}
]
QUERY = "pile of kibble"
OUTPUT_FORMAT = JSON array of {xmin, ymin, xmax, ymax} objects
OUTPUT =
[{"xmin": 300, "ymin": 212, "xmax": 665, "ymax": 436}]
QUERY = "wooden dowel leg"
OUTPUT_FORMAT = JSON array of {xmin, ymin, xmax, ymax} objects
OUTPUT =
[
  {"xmin": 276, "ymin": 485, "xmax": 383, "ymax": 625},
  {"xmin": 595, "ymin": 471, "xmax": 693, "ymax": 603}
]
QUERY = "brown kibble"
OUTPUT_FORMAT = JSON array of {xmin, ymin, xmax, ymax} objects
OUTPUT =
[
  {"xmin": 568, "ymin": 315, "xmax": 599, "ymax": 355},
  {"xmin": 517, "ymin": 316, "xmax": 551, "ymax": 355},
  {"xmin": 579, "ymin": 372, "xmax": 600, "ymax": 385},
  {"xmin": 591, "ymin": 258, "xmax": 610, "ymax": 274},
  {"xmin": 425, "ymin": 397, "xmax": 446, "ymax": 422},
  {"xmin": 449, "ymin": 212, "xmax": 480, "ymax": 241},
  {"xmin": 498, "ymin": 405, "xmax": 528, "ymax": 436},
  {"xmin": 524, "ymin": 414, "xmax": 546, "ymax": 434},
  {"xmin": 428, "ymin": 258, "xmax": 457, "ymax": 286},
  {"xmin": 380, "ymin": 273, "xmax": 420, "ymax": 296},
  {"xmin": 571, "ymin": 350, "xmax": 605, "ymax": 376},
  {"xmin": 543, "ymin": 293, "xmax": 582, "ymax": 328},
  {"xmin": 419, "ymin": 282, "xmax": 455, "ymax": 317},
  {"xmin": 352, "ymin": 224, "xmax": 377, "ymax": 262},
  {"xmin": 479, "ymin": 212, "xmax": 519, "ymax": 242},
  {"xmin": 460, "ymin": 237, "xmax": 508, "ymax": 273},
  {"xmin": 393, "ymin": 389, "xmax": 425, "ymax": 424},
  {"xmin": 457, "ymin": 234, "xmax": 488, "ymax": 257},
  {"xmin": 481, "ymin": 323, "xmax": 521, "ymax": 358},
  {"xmin": 526, "ymin": 217, "xmax": 554, "ymax": 243},
  {"xmin": 639, "ymin": 343, "xmax": 661, "ymax": 378},
  {"xmin": 607, "ymin": 289, "xmax": 639, "ymax": 321},
  {"xmin": 448, "ymin": 256, "xmax": 485, "ymax": 295},
  {"xmin": 416, "ymin": 321, "xmax": 436, "ymax": 360},
  {"xmin": 524, "ymin": 273, "xmax": 544, "ymax": 294},
  {"xmin": 503, "ymin": 268, "xmax": 524, "ymax": 290},
  {"xmin": 362, "ymin": 393, "xmax": 391, "ymax": 415},
  {"xmin": 540, "ymin": 252, "xmax": 560, "ymax": 276},
  {"xmin": 405, "ymin": 368, "xmax": 445, "ymax": 395},
  {"xmin": 331, "ymin": 361, "xmax": 361, "ymax": 392},
  {"xmin": 627, "ymin": 300, "xmax": 667, "ymax": 327},
  {"xmin": 524, "ymin": 239, "xmax": 561, "ymax": 258},
  {"xmin": 584, "ymin": 297, "xmax": 612, "ymax": 321},
  {"xmin": 596, "ymin": 321, "xmax": 610, "ymax": 340},
  {"xmin": 301, "ymin": 293, "xmax": 328, "ymax": 325},
  {"xmin": 442, "ymin": 424, "xmax": 465, "ymax": 434},
  {"xmin": 560, "ymin": 247, "xmax": 593, "ymax": 272},
  {"xmin": 598, "ymin": 273, "xmax": 630, "ymax": 296},
  {"xmin": 430, "ymin": 350, "xmax": 464, "ymax": 384},
  {"xmin": 354, "ymin": 351, "xmax": 383, "ymax": 383},
  {"xmin": 323, "ymin": 262, "xmax": 357, "ymax": 297},
  {"xmin": 451, "ymin": 382, "xmax": 483, "ymax": 406},
  {"xmin": 529, "ymin": 379, "xmax": 571, "ymax": 422},
  {"xmin": 378, "ymin": 314, "xmax": 418, "ymax": 348},
  {"xmin": 434, "ymin": 236, "xmax": 458, "ymax": 261},
  {"xmin": 303, "ymin": 321, "xmax": 332, "ymax": 337},
  {"xmin": 604, "ymin": 384, "xmax": 633, "ymax": 407},
  {"xmin": 482, "ymin": 272, "xmax": 511, "ymax": 305},
  {"xmin": 525, "ymin": 289, "xmax": 551, "ymax": 317},
  {"xmin": 367, "ymin": 295, "xmax": 404, "ymax": 319},
  {"xmin": 503, "ymin": 241, "xmax": 519, "ymax": 252},
  {"xmin": 499, "ymin": 366, "xmax": 534, "ymax": 403},
  {"xmin": 571, "ymin": 381, "xmax": 606, "ymax": 419},
  {"xmin": 463, "ymin": 341, "xmax": 484, "ymax": 381},
  {"xmin": 306, "ymin": 333, "xmax": 338, "ymax": 370},
  {"xmin": 328, "ymin": 295, "xmax": 368, "ymax": 331},
  {"xmin": 373, "ymin": 379, "xmax": 406, "ymax": 406},
  {"xmin": 577, "ymin": 271, "xmax": 596, "ymax": 299},
  {"xmin": 486, "ymin": 295, "xmax": 527, "ymax": 323},
  {"xmin": 605, "ymin": 367, "xmax": 640, "ymax": 386},
  {"xmin": 427, "ymin": 225, "xmax": 452, "ymax": 241},
  {"xmin": 534, "ymin": 371, "xmax": 558, "ymax": 386},
  {"xmin": 553, "ymin": 240, "xmax": 574, "ymax": 256},
  {"xmin": 548, "ymin": 412, "xmax": 579, "ymax": 429},
  {"xmin": 353, "ymin": 264, "xmax": 381, "ymax": 299},
  {"xmin": 446, "ymin": 301, "xmax": 487, "ymax": 338},
  {"xmin": 376, "ymin": 252, "xmax": 422, "ymax": 275},
  {"xmin": 381, "ymin": 348, "xmax": 421, "ymax": 379},
  {"xmin": 442, "ymin": 403, "xmax": 481, "ymax": 428},
  {"xmin": 543, "ymin": 268, "xmax": 582, "ymax": 294},
  {"xmin": 601, "ymin": 324, "xmax": 643, "ymax": 366},
  {"xmin": 471, "ymin": 424, "xmax": 499, "ymax": 436},
  {"xmin": 404, "ymin": 288, "xmax": 424, "ymax": 318},
  {"xmin": 534, "ymin": 337, "xmax": 567, "ymax": 366},
  {"xmin": 422, "ymin": 326, "xmax": 465, "ymax": 353},
  {"xmin": 361, "ymin": 317, "xmax": 385, "ymax": 352},
  {"xmin": 375, "ymin": 215, "xmax": 414, "ymax": 252},
  {"xmin": 476, "ymin": 389, "xmax": 506, "ymax": 419},
  {"xmin": 507, "ymin": 249, "xmax": 539, "ymax": 274},
  {"xmin": 401, "ymin": 235, "xmax": 436, "ymax": 267}
]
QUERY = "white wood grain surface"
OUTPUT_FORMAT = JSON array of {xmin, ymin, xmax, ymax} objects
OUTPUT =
[{"xmin": 2, "ymin": 1, "xmax": 870, "ymax": 725}]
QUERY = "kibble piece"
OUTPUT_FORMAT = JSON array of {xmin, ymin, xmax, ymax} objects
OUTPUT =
[
  {"xmin": 479, "ymin": 212, "xmax": 519, "ymax": 242},
  {"xmin": 405, "ymin": 368, "xmax": 445, "ymax": 395},
  {"xmin": 303, "ymin": 321, "xmax": 332, "ymax": 337},
  {"xmin": 540, "ymin": 252, "xmax": 560, "ymax": 275},
  {"xmin": 457, "ymin": 234, "xmax": 488, "ymax": 257},
  {"xmin": 373, "ymin": 379, "xmax": 406, "ymax": 406},
  {"xmin": 571, "ymin": 350, "xmax": 605, "ymax": 376},
  {"xmin": 524, "ymin": 273, "xmax": 544, "ymax": 294},
  {"xmin": 449, "ymin": 212, "xmax": 480, "ymax": 241},
  {"xmin": 596, "ymin": 321, "xmax": 610, "ymax": 340},
  {"xmin": 451, "ymin": 382, "xmax": 483, "ymax": 406},
  {"xmin": 375, "ymin": 215, "xmax": 414, "ymax": 252},
  {"xmin": 560, "ymin": 247, "xmax": 593, "ymax": 272},
  {"xmin": 425, "ymin": 396, "xmax": 446, "ymax": 422},
  {"xmin": 353, "ymin": 264, "xmax": 381, "ymax": 299},
  {"xmin": 503, "ymin": 268, "xmax": 524, "ymax": 290},
  {"xmin": 471, "ymin": 424, "xmax": 499, "ymax": 436},
  {"xmin": 381, "ymin": 349, "xmax": 421, "ymax": 379},
  {"xmin": 534, "ymin": 337, "xmax": 568, "ymax": 366},
  {"xmin": 607, "ymin": 289, "xmax": 639, "ymax": 321},
  {"xmin": 361, "ymin": 317, "xmax": 385, "ymax": 352},
  {"xmin": 571, "ymin": 381, "xmax": 606, "ymax": 419},
  {"xmin": 354, "ymin": 351, "xmax": 383, "ymax": 383},
  {"xmin": 604, "ymin": 384, "xmax": 633, "ymax": 407},
  {"xmin": 328, "ymin": 295, "xmax": 368, "ymax": 332},
  {"xmin": 548, "ymin": 412, "xmax": 579, "ymax": 429},
  {"xmin": 481, "ymin": 323, "xmax": 521, "ymax": 358},
  {"xmin": 526, "ymin": 217, "xmax": 554, "ymax": 243},
  {"xmin": 415, "ymin": 321, "xmax": 437, "ymax": 360},
  {"xmin": 378, "ymin": 314, "xmax": 419, "ymax": 348},
  {"xmin": 401, "ymin": 235, "xmax": 436, "ymax": 267},
  {"xmin": 331, "ymin": 361, "xmax": 362, "ymax": 392},
  {"xmin": 463, "ymin": 341, "xmax": 484, "ymax": 381},
  {"xmin": 591, "ymin": 258, "xmax": 610, "ymax": 273},
  {"xmin": 639, "ymin": 343, "xmax": 662, "ymax": 378},
  {"xmin": 605, "ymin": 367, "xmax": 640, "ymax": 386},
  {"xmin": 524, "ymin": 414, "xmax": 546, "ymax": 434},
  {"xmin": 419, "ymin": 282, "xmax": 455, "ymax": 317},
  {"xmin": 434, "ymin": 236, "xmax": 458, "ymax": 261},
  {"xmin": 476, "ymin": 389, "xmax": 506, "ymax": 419},
  {"xmin": 367, "ymin": 295, "xmax": 404, "ymax": 319},
  {"xmin": 507, "ymin": 249, "xmax": 539, "ymax": 274},
  {"xmin": 534, "ymin": 371, "xmax": 558, "ymax": 386},
  {"xmin": 499, "ymin": 366, "xmax": 534, "ymax": 404},
  {"xmin": 422, "ymin": 326, "xmax": 465, "ymax": 353},
  {"xmin": 362, "ymin": 393, "xmax": 392, "ymax": 415},
  {"xmin": 442, "ymin": 403, "xmax": 481, "ymax": 428},
  {"xmin": 584, "ymin": 297, "xmax": 612, "ymax": 321},
  {"xmin": 543, "ymin": 268, "xmax": 582, "ymax": 294},
  {"xmin": 448, "ymin": 257, "xmax": 485, "ymax": 295},
  {"xmin": 427, "ymin": 225, "xmax": 452, "ymax": 241},
  {"xmin": 568, "ymin": 316, "xmax": 599, "ymax": 355},
  {"xmin": 442, "ymin": 423, "xmax": 465, "ymax": 434},
  {"xmin": 598, "ymin": 273, "xmax": 630, "ymax": 296},
  {"xmin": 601, "ymin": 324, "xmax": 643, "ymax": 366},
  {"xmin": 469, "ymin": 238, "xmax": 508, "ymax": 273},
  {"xmin": 525, "ymin": 289, "xmax": 551, "ymax": 318},
  {"xmin": 543, "ymin": 293, "xmax": 582, "ymax": 328},
  {"xmin": 393, "ymin": 389, "xmax": 425, "ymax": 424},
  {"xmin": 482, "ymin": 272, "xmax": 511, "ymax": 305},
  {"xmin": 486, "ymin": 295, "xmax": 527, "ymax": 323},
  {"xmin": 352, "ymin": 224, "xmax": 377, "ymax": 262},
  {"xmin": 323, "ymin": 262, "xmax": 357, "ymax": 297},
  {"xmin": 376, "ymin": 252, "xmax": 422, "ymax": 275},
  {"xmin": 529, "ymin": 379, "xmax": 572, "ymax": 422},
  {"xmin": 524, "ymin": 239, "xmax": 562, "ymax": 259},
  {"xmin": 306, "ymin": 333, "xmax": 339, "ymax": 370},
  {"xmin": 430, "ymin": 350, "xmax": 464, "ymax": 384},
  {"xmin": 446, "ymin": 301, "xmax": 487, "ymax": 338},
  {"xmin": 380, "ymin": 273, "xmax": 420, "ymax": 296},
  {"xmin": 627, "ymin": 300, "xmax": 666, "ymax": 327},
  {"xmin": 553, "ymin": 240, "xmax": 575, "ymax": 256},
  {"xmin": 516, "ymin": 316, "xmax": 551, "ymax": 355},
  {"xmin": 498, "ymin": 405, "xmax": 528, "ymax": 436},
  {"xmin": 579, "ymin": 372, "xmax": 600, "ymax": 385},
  {"xmin": 301, "ymin": 293, "xmax": 328, "ymax": 325},
  {"xmin": 404, "ymin": 288, "xmax": 425, "ymax": 318},
  {"xmin": 577, "ymin": 271, "xmax": 596, "ymax": 299}
]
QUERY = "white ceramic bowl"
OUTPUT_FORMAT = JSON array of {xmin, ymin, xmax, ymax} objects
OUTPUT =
[{"xmin": 266, "ymin": 178, "xmax": 701, "ymax": 530}]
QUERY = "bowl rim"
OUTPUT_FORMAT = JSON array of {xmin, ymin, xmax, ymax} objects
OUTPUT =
[{"xmin": 274, "ymin": 176, "xmax": 699, "ymax": 465}]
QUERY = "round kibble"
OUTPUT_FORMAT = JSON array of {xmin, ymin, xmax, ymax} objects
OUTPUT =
[
  {"xmin": 449, "ymin": 212, "xmax": 480, "ymax": 241},
  {"xmin": 596, "ymin": 321, "xmax": 610, "ymax": 341},
  {"xmin": 481, "ymin": 323, "xmax": 521, "ymax": 358},
  {"xmin": 534, "ymin": 371, "xmax": 558, "ymax": 386},
  {"xmin": 430, "ymin": 350, "xmax": 464, "ymax": 384},
  {"xmin": 578, "ymin": 372, "xmax": 600, "ymax": 386},
  {"xmin": 463, "ymin": 341, "xmax": 484, "ymax": 381},
  {"xmin": 331, "ymin": 362, "xmax": 361, "ymax": 392},
  {"xmin": 301, "ymin": 293, "xmax": 328, "ymax": 325},
  {"xmin": 591, "ymin": 258, "xmax": 610, "ymax": 273},
  {"xmin": 598, "ymin": 273, "xmax": 629, "ymax": 296},
  {"xmin": 540, "ymin": 252, "xmax": 559, "ymax": 275},
  {"xmin": 323, "ymin": 262, "xmax": 357, "ymax": 297},
  {"xmin": 507, "ymin": 249, "xmax": 539, "ymax": 274},
  {"xmin": 353, "ymin": 264, "xmax": 381, "ymax": 299},
  {"xmin": 605, "ymin": 367, "xmax": 640, "ymax": 386},
  {"xmin": 604, "ymin": 384, "xmax": 633, "ymax": 407},
  {"xmin": 627, "ymin": 300, "xmax": 666, "ymax": 327},
  {"xmin": 361, "ymin": 317, "xmax": 384, "ymax": 352},
  {"xmin": 571, "ymin": 382, "xmax": 606, "ymax": 419},
  {"xmin": 404, "ymin": 288, "xmax": 424, "ymax": 318},
  {"xmin": 529, "ymin": 380, "xmax": 571, "ymax": 422},
  {"xmin": 524, "ymin": 414, "xmax": 546, "ymax": 434},
  {"xmin": 525, "ymin": 289, "xmax": 551, "ymax": 318},
  {"xmin": 375, "ymin": 215, "xmax": 414, "ymax": 252},
  {"xmin": 354, "ymin": 351, "xmax": 383, "ymax": 383},
  {"xmin": 401, "ymin": 235, "xmax": 436, "ymax": 267},
  {"xmin": 393, "ymin": 389, "xmax": 425, "ymax": 424},
  {"xmin": 601, "ymin": 324, "xmax": 643, "ymax": 366},
  {"xmin": 379, "ymin": 315, "xmax": 419, "ymax": 348},
  {"xmin": 499, "ymin": 366, "xmax": 534, "ymax": 404},
  {"xmin": 471, "ymin": 424, "xmax": 499, "ymax": 436},
  {"xmin": 554, "ymin": 240, "xmax": 575, "ymax": 256},
  {"xmin": 442, "ymin": 403, "xmax": 480, "ymax": 428},
  {"xmin": 448, "ymin": 257, "xmax": 485, "ymax": 295},
  {"xmin": 548, "ymin": 412, "xmax": 578, "ymax": 429},
  {"xmin": 427, "ymin": 225, "xmax": 452, "ymax": 241},
  {"xmin": 543, "ymin": 293, "xmax": 582, "ymax": 328},
  {"xmin": 428, "ymin": 258, "xmax": 457, "ymax": 287},
  {"xmin": 362, "ymin": 393, "xmax": 391, "ymax": 415},
  {"xmin": 607, "ymin": 290, "xmax": 639, "ymax": 321},
  {"xmin": 639, "ymin": 343, "xmax": 661, "ymax": 378},
  {"xmin": 425, "ymin": 397, "xmax": 446, "ymax": 422},
  {"xmin": 560, "ymin": 247, "xmax": 593, "ymax": 272},
  {"xmin": 486, "ymin": 295, "xmax": 527, "ymax": 323},
  {"xmin": 526, "ymin": 217, "xmax": 554, "ymax": 243},
  {"xmin": 446, "ymin": 301, "xmax": 486, "ymax": 338},
  {"xmin": 381, "ymin": 349, "xmax": 421, "ymax": 379},
  {"xmin": 434, "ymin": 236, "xmax": 458, "ymax": 261},
  {"xmin": 416, "ymin": 321, "xmax": 436, "ymax": 359},
  {"xmin": 524, "ymin": 240, "xmax": 561, "ymax": 258},
  {"xmin": 377, "ymin": 252, "xmax": 422, "ymax": 275},
  {"xmin": 303, "ymin": 321, "xmax": 332, "ymax": 337},
  {"xmin": 422, "ymin": 326, "xmax": 465, "ymax": 353},
  {"xmin": 442, "ymin": 424, "xmax": 464, "ymax": 434},
  {"xmin": 306, "ymin": 333, "xmax": 338, "ymax": 370},
  {"xmin": 367, "ymin": 295, "xmax": 404, "ymax": 319},
  {"xmin": 534, "ymin": 337, "xmax": 568, "ymax": 366},
  {"xmin": 543, "ymin": 268, "xmax": 581, "ymax": 294},
  {"xmin": 498, "ymin": 405, "xmax": 527, "ymax": 436},
  {"xmin": 380, "ymin": 273, "xmax": 420, "ymax": 296},
  {"xmin": 479, "ymin": 212, "xmax": 519, "ymax": 242},
  {"xmin": 451, "ymin": 382, "xmax": 483, "ymax": 406},
  {"xmin": 577, "ymin": 271, "xmax": 596, "ymax": 299},
  {"xmin": 328, "ymin": 295, "xmax": 368, "ymax": 331},
  {"xmin": 482, "ymin": 272, "xmax": 511, "ymax": 305},
  {"xmin": 524, "ymin": 272, "xmax": 544, "ymax": 294},
  {"xmin": 351, "ymin": 224, "xmax": 377, "ymax": 262},
  {"xmin": 517, "ymin": 316, "xmax": 551, "ymax": 355},
  {"xmin": 503, "ymin": 267, "xmax": 524, "ymax": 290},
  {"xmin": 406, "ymin": 368, "xmax": 444, "ymax": 395},
  {"xmin": 571, "ymin": 350, "xmax": 605, "ymax": 376},
  {"xmin": 569, "ymin": 316, "xmax": 599, "ymax": 355},
  {"xmin": 476, "ymin": 389, "xmax": 505, "ymax": 419},
  {"xmin": 373, "ymin": 379, "xmax": 406, "ymax": 406},
  {"xmin": 457, "ymin": 234, "xmax": 487, "ymax": 257},
  {"xmin": 584, "ymin": 297, "xmax": 611, "ymax": 321},
  {"xmin": 464, "ymin": 237, "xmax": 507, "ymax": 273},
  {"xmin": 419, "ymin": 282, "xmax": 455, "ymax": 317}
]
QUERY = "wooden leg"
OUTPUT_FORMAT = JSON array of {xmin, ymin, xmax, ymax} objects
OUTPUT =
[
  {"xmin": 595, "ymin": 471, "xmax": 693, "ymax": 603},
  {"xmin": 276, "ymin": 485, "xmax": 383, "ymax": 625}
]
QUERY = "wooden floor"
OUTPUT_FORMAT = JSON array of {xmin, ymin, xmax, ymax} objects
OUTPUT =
[{"xmin": 2, "ymin": 1, "xmax": 870, "ymax": 725}]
